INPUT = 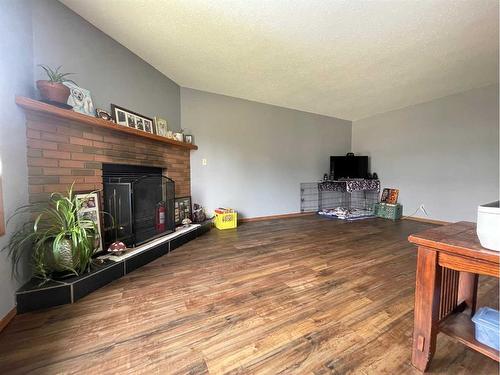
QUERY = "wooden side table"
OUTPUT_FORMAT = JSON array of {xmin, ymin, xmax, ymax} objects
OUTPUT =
[{"xmin": 408, "ymin": 221, "xmax": 499, "ymax": 372}]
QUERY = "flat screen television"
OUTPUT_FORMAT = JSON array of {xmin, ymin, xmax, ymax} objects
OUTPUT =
[{"xmin": 330, "ymin": 156, "xmax": 368, "ymax": 180}]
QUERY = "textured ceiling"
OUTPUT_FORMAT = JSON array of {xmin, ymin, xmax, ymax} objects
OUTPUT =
[{"xmin": 61, "ymin": 0, "xmax": 498, "ymax": 121}]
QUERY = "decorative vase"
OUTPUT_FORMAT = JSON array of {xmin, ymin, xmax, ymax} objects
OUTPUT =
[
  {"xmin": 36, "ymin": 80, "xmax": 70, "ymax": 104},
  {"xmin": 46, "ymin": 238, "xmax": 78, "ymax": 273}
]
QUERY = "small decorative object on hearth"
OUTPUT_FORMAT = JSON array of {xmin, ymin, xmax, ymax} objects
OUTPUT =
[
  {"xmin": 184, "ymin": 135, "xmax": 193, "ymax": 144},
  {"xmin": 182, "ymin": 218, "xmax": 192, "ymax": 227},
  {"xmin": 36, "ymin": 65, "xmax": 75, "ymax": 106},
  {"xmin": 174, "ymin": 196, "xmax": 192, "ymax": 225},
  {"xmin": 111, "ymin": 104, "xmax": 154, "ymax": 134},
  {"xmin": 64, "ymin": 81, "xmax": 96, "ymax": 117},
  {"xmin": 2, "ymin": 183, "xmax": 100, "ymax": 280},
  {"xmin": 154, "ymin": 117, "xmax": 168, "ymax": 137},
  {"xmin": 96, "ymin": 108, "xmax": 113, "ymax": 122},
  {"xmin": 107, "ymin": 241, "xmax": 127, "ymax": 255},
  {"xmin": 192, "ymin": 204, "xmax": 207, "ymax": 223}
]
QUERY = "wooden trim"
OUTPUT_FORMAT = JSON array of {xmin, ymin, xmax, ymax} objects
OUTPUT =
[
  {"xmin": 15, "ymin": 96, "xmax": 198, "ymax": 150},
  {"xmin": 0, "ymin": 307, "xmax": 16, "ymax": 333},
  {"xmin": 239, "ymin": 212, "xmax": 315, "ymax": 223},
  {"xmin": 439, "ymin": 252, "xmax": 500, "ymax": 278},
  {"xmin": 403, "ymin": 216, "xmax": 451, "ymax": 226},
  {"xmin": 0, "ymin": 176, "xmax": 4, "ymax": 236}
]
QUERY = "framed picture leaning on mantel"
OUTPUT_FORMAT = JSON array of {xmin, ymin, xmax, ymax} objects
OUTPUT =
[
  {"xmin": 111, "ymin": 104, "xmax": 154, "ymax": 134},
  {"xmin": 154, "ymin": 116, "xmax": 168, "ymax": 137}
]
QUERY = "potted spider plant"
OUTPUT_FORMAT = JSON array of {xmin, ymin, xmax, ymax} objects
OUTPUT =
[
  {"xmin": 36, "ymin": 65, "xmax": 76, "ymax": 105},
  {"xmin": 3, "ymin": 184, "xmax": 99, "ymax": 280}
]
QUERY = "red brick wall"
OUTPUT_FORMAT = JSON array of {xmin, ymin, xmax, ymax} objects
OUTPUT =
[{"xmin": 25, "ymin": 111, "xmax": 190, "ymax": 203}]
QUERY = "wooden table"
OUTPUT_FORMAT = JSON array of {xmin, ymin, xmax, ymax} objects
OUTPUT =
[{"xmin": 408, "ymin": 221, "xmax": 499, "ymax": 372}]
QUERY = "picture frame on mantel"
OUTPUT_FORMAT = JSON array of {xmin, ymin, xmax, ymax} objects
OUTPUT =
[{"xmin": 111, "ymin": 104, "xmax": 154, "ymax": 135}]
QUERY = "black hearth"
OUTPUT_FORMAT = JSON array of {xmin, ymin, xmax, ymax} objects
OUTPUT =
[{"xmin": 102, "ymin": 164, "xmax": 175, "ymax": 248}]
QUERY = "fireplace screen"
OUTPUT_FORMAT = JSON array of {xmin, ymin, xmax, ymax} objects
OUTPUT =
[{"xmin": 103, "ymin": 164, "xmax": 175, "ymax": 248}]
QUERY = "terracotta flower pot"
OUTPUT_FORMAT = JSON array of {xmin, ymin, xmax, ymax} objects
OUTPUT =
[{"xmin": 36, "ymin": 80, "xmax": 70, "ymax": 104}]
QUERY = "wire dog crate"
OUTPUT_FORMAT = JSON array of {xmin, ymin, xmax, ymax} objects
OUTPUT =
[
  {"xmin": 300, "ymin": 182, "xmax": 319, "ymax": 212},
  {"xmin": 301, "ymin": 180, "xmax": 380, "ymax": 220},
  {"xmin": 318, "ymin": 189, "xmax": 378, "ymax": 212}
]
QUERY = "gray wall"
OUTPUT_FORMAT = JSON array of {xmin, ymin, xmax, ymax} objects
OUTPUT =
[
  {"xmin": 31, "ymin": 0, "xmax": 181, "ymax": 131},
  {"xmin": 352, "ymin": 84, "xmax": 499, "ymax": 222},
  {"xmin": 0, "ymin": 0, "xmax": 33, "ymax": 319},
  {"xmin": 0, "ymin": 0, "xmax": 183, "ymax": 320},
  {"xmin": 181, "ymin": 88, "xmax": 352, "ymax": 218}
]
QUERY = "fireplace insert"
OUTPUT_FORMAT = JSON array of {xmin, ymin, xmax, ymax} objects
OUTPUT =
[{"xmin": 102, "ymin": 164, "xmax": 175, "ymax": 248}]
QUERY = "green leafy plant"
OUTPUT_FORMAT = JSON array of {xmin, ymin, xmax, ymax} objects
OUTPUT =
[
  {"xmin": 38, "ymin": 64, "xmax": 76, "ymax": 84},
  {"xmin": 3, "ymin": 184, "xmax": 98, "ymax": 280}
]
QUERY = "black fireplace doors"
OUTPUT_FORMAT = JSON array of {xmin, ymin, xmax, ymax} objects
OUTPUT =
[{"xmin": 103, "ymin": 164, "xmax": 175, "ymax": 248}]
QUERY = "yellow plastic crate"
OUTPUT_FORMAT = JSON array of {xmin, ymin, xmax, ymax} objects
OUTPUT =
[{"xmin": 214, "ymin": 210, "xmax": 238, "ymax": 230}]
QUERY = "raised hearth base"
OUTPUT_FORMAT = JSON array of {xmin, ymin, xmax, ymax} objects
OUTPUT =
[{"xmin": 16, "ymin": 222, "xmax": 211, "ymax": 313}]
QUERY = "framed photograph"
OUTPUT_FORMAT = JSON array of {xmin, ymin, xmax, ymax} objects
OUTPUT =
[
  {"xmin": 76, "ymin": 191, "xmax": 103, "ymax": 252},
  {"xmin": 126, "ymin": 113, "xmax": 135, "ymax": 128},
  {"xmin": 115, "ymin": 108, "xmax": 127, "ymax": 126},
  {"xmin": 184, "ymin": 135, "xmax": 193, "ymax": 144},
  {"xmin": 111, "ymin": 104, "xmax": 154, "ymax": 134},
  {"xmin": 154, "ymin": 117, "xmax": 168, "ymax": 137},
  {"xmin": 64, "ymin": 82, "xmax": 96, "ymax": 117},
  {"xmin": 380, "ymin": 188, "xmax": 390, "ymax": 203},
  {"xmin": 174, "ymin": 196, "xmax": 192, "ymax": 225},
  {"xmin": 387, "ymin": 189, "xmax": 399, "ymax": 204},
  {"xmin": 136, "ymin": 117, "xmax": 144, "ymax": 131},
  {"xmin": 144, "ymin": 119, "xmax": 153, "ymax": 133},
  {"xmin": 380, "ymin": 188, "xmax": 399, "ymax": 204}
]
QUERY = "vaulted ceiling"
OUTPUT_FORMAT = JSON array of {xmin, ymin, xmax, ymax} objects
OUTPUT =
[{"xmin": 61, "ymin": 0, "xmax": 498, "ymax": 121}]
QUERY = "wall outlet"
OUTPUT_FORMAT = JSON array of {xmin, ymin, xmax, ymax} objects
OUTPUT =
[{"xmin": 202, "ymin": 158, "xmax": 207, "ymax": 166}]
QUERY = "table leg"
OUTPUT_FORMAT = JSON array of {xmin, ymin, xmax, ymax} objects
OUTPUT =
[
  {"xmin": 458, "ymin": 271, "xmax": 479, "ymax": 316},
  {"xmin": 412, "ymin": 246, "xmax": 442, "ymax": 372}
]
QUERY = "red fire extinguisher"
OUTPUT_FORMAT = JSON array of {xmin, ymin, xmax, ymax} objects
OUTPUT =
[{"xmin": 156, "ymin": 202, "xmax": 166, "ymax": 232}]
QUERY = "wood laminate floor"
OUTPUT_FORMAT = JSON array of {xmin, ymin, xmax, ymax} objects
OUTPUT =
[{"xmin": 0, "ymin": 217, "xmax": 498, "ymax": 374}]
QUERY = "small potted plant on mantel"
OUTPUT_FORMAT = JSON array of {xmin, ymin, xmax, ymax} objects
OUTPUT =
[
  {"xmin": 3, "ymin": 184, "xmax": 99, "ymax": 281},
  {"xmin": 36, "ymin": 64, "xmax": 76, "ymax": 105}
]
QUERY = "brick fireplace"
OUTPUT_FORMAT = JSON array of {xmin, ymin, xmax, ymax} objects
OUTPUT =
[
  {"xmin": 18, "ymin": 98, "xmax": 192, "ymax": 204},
  {"xmin": 13, "ymin": 97, "xmax": 211, "ymax": 314}
]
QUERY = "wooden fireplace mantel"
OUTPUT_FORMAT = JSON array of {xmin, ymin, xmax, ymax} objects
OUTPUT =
[{"xmin": 15, "ymin": 96, "xmax": 198, "ymax": 150}]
